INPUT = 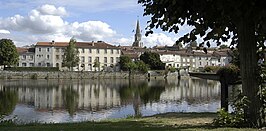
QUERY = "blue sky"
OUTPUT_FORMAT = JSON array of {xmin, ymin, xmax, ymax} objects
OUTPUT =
[{"xmin": 0, "ymin": 0, "xmax": 193, "ymax": 47}]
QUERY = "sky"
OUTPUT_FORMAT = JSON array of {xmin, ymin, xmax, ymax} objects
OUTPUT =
[{"xmin": 0, "ymin": 0, "xmax": 193, "ymax": 47}]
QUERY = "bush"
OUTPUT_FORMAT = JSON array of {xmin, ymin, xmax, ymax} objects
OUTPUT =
[
  {"xmin": 4, "ymin": 67, "xmax": 59, "ymax": 72},
  {"xmin": 169, "ymin": 67, "xmax": 176, "ymax": 72},
  {"xmin": 213, "ymin": 90, "xmax": 248, "ymax": 127},
  {"xmin": 203, "ymin": 66, "xmax": 220, "ymax": 73},
  {"xmin": 31, "ymin": 73, "xmax": 38, "ymax": 79}
]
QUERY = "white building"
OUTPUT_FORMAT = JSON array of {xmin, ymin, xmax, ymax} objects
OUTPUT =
[
  {"xmin": 17, "ymin": 47, "xmax": 35, "ymax": 67},
  {"xmin": 34, "ymin": 41, "xmax": 121, "ymax": 71}
]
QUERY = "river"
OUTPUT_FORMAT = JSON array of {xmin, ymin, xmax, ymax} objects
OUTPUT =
[{"xmin": 0, "ymin": 77, "xmax": 222, "ymax": 123}]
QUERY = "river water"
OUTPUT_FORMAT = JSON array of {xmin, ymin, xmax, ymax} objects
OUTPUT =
[{"xmin": 0, "ymin": 77, "xmax": 222, "ymax": 123}]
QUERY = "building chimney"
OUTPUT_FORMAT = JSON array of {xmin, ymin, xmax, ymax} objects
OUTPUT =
[{"xmin": 92, "ymin": 41, "xmax": 94, "ymax": 46}]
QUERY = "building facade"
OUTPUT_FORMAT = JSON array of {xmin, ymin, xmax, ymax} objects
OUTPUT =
[{"xmin": 17, "ymin": 41, "xmax": 121, "ymax": 71}]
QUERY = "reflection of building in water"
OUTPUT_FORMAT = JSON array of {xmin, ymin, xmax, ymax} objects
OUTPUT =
[
  {"xmin": 17, "ymin": 83, "xmax": 121, "ymax": 111},
  {"xmin": 160, "ymin": 78, "xmax": 220, "ymax": 103}
]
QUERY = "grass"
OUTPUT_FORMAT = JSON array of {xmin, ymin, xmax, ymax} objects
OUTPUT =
[{"xmin": 0, "ymin": 112, "xmax": 259, "ymax": 131}]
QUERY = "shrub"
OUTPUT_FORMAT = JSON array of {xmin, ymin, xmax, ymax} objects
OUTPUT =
[
  {"xmin": 213, "ymin": 90, "xmax": 248, "ymax": 127},
  {"xmin": 31, "ymin": 73, "xmax": 38, "ymax": 79},
  {"xmin": 203, "ymin": 66, "xmax": 220, "ymax": 73},
  {"xmin": 169, "ymin": 67, "xmax": 176, "ymax": 72},
  {"xmin": 4, "ymin": 67, "xmax": 59, "ymax": 72}
]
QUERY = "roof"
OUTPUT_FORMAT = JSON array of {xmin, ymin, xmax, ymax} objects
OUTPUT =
[
  {"xmin": 36, "ymin": 41, "xmax": 119, "ymax": 49},
  {"xmin": 16, "ymin": 47, "xmax": 35, "ymax": 54}
]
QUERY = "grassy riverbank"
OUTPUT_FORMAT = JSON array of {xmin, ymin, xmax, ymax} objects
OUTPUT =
[{"xmin": 0, "ymin": 113, "xmax": 258, "ymax": 131}]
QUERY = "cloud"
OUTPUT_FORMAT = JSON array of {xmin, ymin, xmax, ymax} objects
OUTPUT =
[
  {"xmin": 0, "ymin": 5, "xmax": 67, "ymax": 34},
  {"xmin": 70, "ymin": 21, "xmax": 116, "ymax": 41},
  {"xmin": 36, "ymin": 4, "xmax": 67, "ymax": 16},
  {"xmin": 142, "ymin": 33, "xmax": 176, "ymax": 47},
  {"xmin": 0, "ymin": 4, "xmax": 117, "ymax": 46},
  {"xmin": 0, "ymin": 29, "xmax": 10, "ymax": 34}
]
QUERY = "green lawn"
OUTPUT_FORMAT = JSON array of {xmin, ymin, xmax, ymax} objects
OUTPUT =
[{"xmin": 0, "ymin": 113, "xmax": 259, "ymax": 131}]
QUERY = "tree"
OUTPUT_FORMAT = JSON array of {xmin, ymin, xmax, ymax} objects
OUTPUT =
[
  {"xmin": 219, "ymin": 44, "xmax": 228, "ymax": 49},
  {"xmin": 119, "ymin": 55, "xmax": 132, "ymax": 71},
  {"xmin": 0, "ymin": 39, "xmax": 19, "ymax": 67},
  {"xmin": 62, "ymin": 38, "xmax": 80, "ymax": 71},
  {"xmin": 135, "ymin": 60, "xmax": 149, "ymax": 73},
  {"xmin": 138, "ymin": 0, "xmax": 266, "ymax": 127},
  {"xmin": 93, "ymin": 58, "xmax": 100, "ymax": 71},
  {"xmin": 140, "ymin": 51, "xmax": 165, "ymax": 70}
]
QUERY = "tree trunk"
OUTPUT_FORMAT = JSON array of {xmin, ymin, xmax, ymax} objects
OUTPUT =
[{"xmin": 237, "ymin": 17, "xmax": 262, "ymax": 127}]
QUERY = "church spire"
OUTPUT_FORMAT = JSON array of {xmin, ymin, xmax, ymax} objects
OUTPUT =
[{"xmin": 132, "ymin": 19, "xmax": 143, "ymax": 47}]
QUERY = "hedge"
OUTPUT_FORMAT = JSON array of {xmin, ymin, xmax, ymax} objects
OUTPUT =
[{"xmin": 4, "ymin": 67, "xmax": 59, "ymax": 72}]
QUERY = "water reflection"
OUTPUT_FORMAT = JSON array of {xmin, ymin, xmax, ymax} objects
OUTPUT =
[
  {"xmin": 0, "ymin": 87, "xmax": 18, "ymax": 116},
  {"xmin": 0, "ymin": 78, "xmax": 221, "ymax": 123}
]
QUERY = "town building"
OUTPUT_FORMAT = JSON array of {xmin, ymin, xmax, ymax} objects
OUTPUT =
[
  {"xmin": 17, "ymin": 47, "xmax": 35, "ymax": 67},
  {"xmin": 35, "ymin": 41, "xmax": 121, "ymax": 71}
]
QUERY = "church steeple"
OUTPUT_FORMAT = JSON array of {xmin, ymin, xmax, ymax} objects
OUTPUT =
[{"xmin": 132, "ymin": 19, "xmax": 143, "ymax": 47}]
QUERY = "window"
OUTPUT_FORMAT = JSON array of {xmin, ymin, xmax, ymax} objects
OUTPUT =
[
  {"xmin": 62, "ymin": 48, "xmax": 65, "ymax": 52},
  {"xmin": 47, "ymin": 63, "xmax": 50, "ymax": 67},
  {"xmin": 96, "ymin": 57, "xmax": 99, "ymax": 62},
  {"xmin": 81, "ymin": 56, "xmax": 85, "ymax": 62},
  {"xmin": 104, "ymin": 57, "xmax": 107, "ymax": 63},
  {"xmin": 47, "ymin": 55, "xmax": 50, "ymax": 59},
  {"xmin": 39, "ymin": 48, "xmax": 41, "ymax": 52},
  {"xmin": 81, "ymin": 49, "xmax": 85, "ymax": 53},
  {"xmin": 111, "ymin": 49, "xmax": 113, "ymax": 54},
  {"xmin": 116, "ymin": 57, "xmax": 120, "ymax": 63},
  {"xmin": 22, "ymin": 55, "xmax": 26, "ymax": 60},
  {"xmin": 38, "ymin": 63, "xmax": 41, "ymax": 66},
  {"xmin": 199, "ymin": 62, "xmax": 202, "ymax": 65},
  {"xmin": 104, "ymin": 49, "xmax": 107, "ymax": 54},
  {"xmin": 56, "ymin": 55, "xmax": 60, "ymax": 60},
  {"xmin": 199, "ymin": 57, "xmax": 201, "ymax": 60},
  {"xmin": 30, "ymin": 63, "xmax": 34, "ymax": 67},
  {"xmin": 56, "ymin": 63, "xmax": 59, "ymax": 67},
  {"xmin": 111, "ymin": 57, "xmax": 114, "ymax": 63},
  {"xmin": 97, "ymin": 49, "xmax": 100, "ymax": 54},
  {"xmin": 47, "ymin": 48, "xmax": 50, "ymax": 52},
  {"xmin": 62, "ymin": 55, "xmax": 64, "ymax": 59},
  {"xmin": 116, "ymin": 49, "xmax": 119, "ymax": 54},
  {"xmin": 207, "ymin": 62, "xmax": 208, "ymax": 65},
  {"xmin": 89, "ymin": 49, "xmax": 92, "ymax": 53},
  {"xmin": 218, "ymin": 59, "xmax": 221, "ymax": 62},
  {"xmin": 88, "ymin": 57, "xmax": 92, "ymax": 63},
  {"xmin": 56, "ymin": 48, "xmax": 59, "ymax": 52},
  {"xmin": 29, "ymin": 55, "xmax": 33, "ymax": 60},
  {"xmin": 88, "ymin": 64, "xmax": 92, "ymax": 71},
  {"xmin": 22, "ymin": 63, "xmax": 27, "ymax": 67}
]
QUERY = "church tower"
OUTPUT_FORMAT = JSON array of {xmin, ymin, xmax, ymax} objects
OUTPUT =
[{"xmin": 132, "ymin": 20, "xmax": 143, "ymax": 47}]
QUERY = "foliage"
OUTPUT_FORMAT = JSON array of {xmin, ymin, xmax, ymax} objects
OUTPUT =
[
  {"xmin": 119, "ymin": 55, "xmax": 132, "ymax": 71},
  {"xmin": 93, "ymin": 58, "xmax": 100, "ymax": 71},
  {"xmin": 62, "ymin": 38, "xmax": 80, "ymax": 71},
  {"xmin": 217, "ymin": 64, "xmax": 240, "ymax": 77},
  {"xmin": 0, "ymin": 39, "xmax": 19, "ymax": 67},
  {"xmin": 124, "ymin": 62, "xmax": 137, "ymax": 73},
  {"xmin": 220, "ymin": 45, "xmax": 228, "ymax": 49},
  {"xmin": 204, "ymin": 66, "xmax": 221, "ymax": 73},
  {"xmin": 213, "ymin": 90, "xmax": 249, "ymax": 127},
  {"xmin": 0, "ymin": 87, "xmax": 18, "ymax": 117},
  {"xmin": 138, "ymin": 0, "xmax": 266, "ymax": 126},
  {"xmin": 4, "ymin": 67, "xmax": 59, "ymax": 72},
  {"xmin": 229, "ymin": 49, "xmax": 240, "ymax": 68},
  {"xmin": 140, "ymin": 52, "xmax": 165, "ymax": 70},
  {"xmin": 168, "ymin": 67, "xmax": 176, "ymax": 72},
  {"xmin": 30, "ymin": 74, "xmax": 38, "ymax": 79},
  {"xmin": 135, "ymin": 61, "xmax": 148, "ymax": 73}
]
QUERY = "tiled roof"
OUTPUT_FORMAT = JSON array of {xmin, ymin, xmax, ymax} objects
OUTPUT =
[
  {"xmin": 36, "ymin": 41, "xmax": 119, "ymax": 49},
  {"xmin": 16, "ymin": 47, "xmax": 35, "ymax": 54}
]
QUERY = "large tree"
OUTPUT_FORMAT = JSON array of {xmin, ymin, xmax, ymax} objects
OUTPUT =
[
  {"xmin": 0, "ymin": 39, "xmax": 19, "ymax": 67},
  {"xmin": 138, "ymin": 0, "xmax": 266, "ymax": 127},
  {"xmin": 62, "ymin": 38, "xmax": 80, "ymax": 71},
  {"xmin": 140, "ymin": 51, "xmax": 165, "ymax": 70}
]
